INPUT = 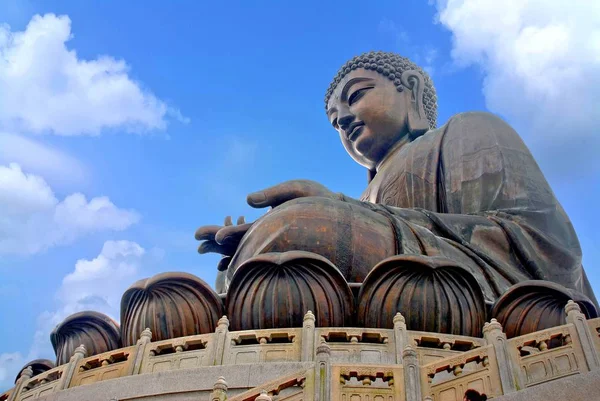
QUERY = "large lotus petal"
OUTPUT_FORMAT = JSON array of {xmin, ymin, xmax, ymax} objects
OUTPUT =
[
  {"xmin": 120, "ymin": 272, "xmax": 223, "ymax": 346},
  {"xmin": 226, "ymin": 251, "xmax": 353, "ymax": 331}
]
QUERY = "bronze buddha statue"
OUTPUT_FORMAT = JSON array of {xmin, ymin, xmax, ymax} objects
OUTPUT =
[{"xmin": 196, "ymin": 51, "xmax": 598, "ymax": 337}]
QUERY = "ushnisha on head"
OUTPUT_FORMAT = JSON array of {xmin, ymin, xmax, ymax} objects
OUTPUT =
[{"xmin": 325, "ymin": 51, "xmax": 438, "ymax": 171}]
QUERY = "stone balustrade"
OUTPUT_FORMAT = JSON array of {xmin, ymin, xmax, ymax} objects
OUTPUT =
[
  {"xmin": 4, "ymin": 302, "xmax": 599, "ymax": 401},
  {"xmin": 589, "ymin": 317, "xmax": 600, "ymax": 355}
]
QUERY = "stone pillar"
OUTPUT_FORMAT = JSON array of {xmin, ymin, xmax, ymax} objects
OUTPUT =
[
  {"xmin": 213, "ymin": 316, "xmax": 230, "ymax": 365},
  {"xmin": 210, "ymin": 376, "xmax": 228, "ymax": 401},
  {"xmin": 565, "ymin": 300, "xmax": 600, "ymax": 371},
  {"xmin": 302, "ymin": 311, "xmax": 316, "ymax": 362},
  {"xmin": 256, "ymin": 390, "xmax": 273, "ymax": 401},
  {"xmin": 130, "ymin": 328, "xmax": 152, "ymax": 375},
  {"xmin": 483, "ymin": 319, "xmax": 518, "ymax": 394},
  {"xmin": 58, "ymin": 344, "xmax": 87, "ymax": 390},
  {"xmin": 393, "ymin": 313, "xmax": 407, "ymax": 364},
  {"xmin": 402, "ymin": 345, "xmax": 422, "ymax": 401},
  {"xmin": 8, "ymin": 366, "xmax": 33, "ymax": 401},
  {"xmin": 314, "ymin": 341, "xmax": 331, "ymax": 401}
]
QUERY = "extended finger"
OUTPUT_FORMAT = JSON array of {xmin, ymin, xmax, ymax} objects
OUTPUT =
[
  {"xmin": 217, "ymin": 256, "xmax": 232, "ymax": 272},
  {"xmin": 197, "ymin": 240, "xmax": 228, "ymax": 255},
  {"xmin": 194, "ymin": 225, "xmax": 221, "ymax": 241},
  {"xmin": 247, "ymin": 180, "xmax": 314, "ymax": 208},
  {"xmin": 215, "ymin": 223, "xmax": 253, "ymax": 245},
  {"xmin": 224, "ymin": 216, "xmax": 233, "ymax": 226}
]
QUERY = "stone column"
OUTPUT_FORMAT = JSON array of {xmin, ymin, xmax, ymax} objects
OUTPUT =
[
  {"xmin": 314, "ymin": 341, "xmax": 331, "ymax": 401},
  {"xmin": 402, "ymin": 345, "xmax": 422, "ymax": 401},
  {"xmin": 130, "ymin": 328, "xmax": 152, "ymax": 375},
  {"xmin": 302, "ymin": 311, "xmax": 316, "ymax": 362},
  {"xmin": 213, "ymin": 316, "xmax": 230, "ymax": 365},
  {"xmin": 393, "ymin": 313, "xmax": 407, "ymax": 364},
  {"xmin": 565, "ymin": 300, "xmax": 600, "ymax": 371},
  {"xmin": 482, "ymin": 319, "xmax": 518, "ymax": 394},
  {"xmin": 8, "ymin": 366, "xmax": 33, "ymax": 401},
  {"xmin": 210, "ymin": 376, "xmax": 228, "ymax": 401},
  {"xmin": 256, "ymin": 390, "xmax": 273, "ymax": 401},
  {"xmin": 58, "ymin": 344, "xmax": 87, "ymax": 390}
]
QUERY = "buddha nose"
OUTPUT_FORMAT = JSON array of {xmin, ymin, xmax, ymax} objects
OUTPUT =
[{"xmin": 337, "ymin": 110, "xmax": 355, "ymax": 132}]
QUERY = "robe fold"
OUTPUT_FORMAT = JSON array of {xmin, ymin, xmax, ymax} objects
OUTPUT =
[
  {"xmin": 360, "ymin": 111, "xmax": 595, "ymax": 304},
  {"xmin": 228, "ymin": 111, "xmax": 597, "ymax": 307}
]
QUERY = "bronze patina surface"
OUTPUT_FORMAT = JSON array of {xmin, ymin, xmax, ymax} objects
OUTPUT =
[
  {"xmin": 50, "ymin": 311, "xmax": 121, "ymax": 365},
  {"xmin": 196, "ymin": 51, "xmax": 598, "ymax": 337},
  {"xmin": 120, "ymin": 272, "xmax": 223, "ymax": 346}
]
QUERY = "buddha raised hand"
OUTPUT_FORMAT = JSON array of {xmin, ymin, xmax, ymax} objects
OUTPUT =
[{"xmin": 196, "ymin": 51, "xmax": 597, "ymax": 336}]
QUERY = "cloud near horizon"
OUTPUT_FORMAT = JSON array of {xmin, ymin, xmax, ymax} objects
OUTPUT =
[
  {"xmin": 0, "ymin": 240, "xmax": 148, "ymax": 391},
  {"xmin": 0, "ymin": 163, "xmax": 140, "ymax": 255},
  {"xmin": 434, "ymin": 0, "xmax": 600, "ymax": 174},
  {"xmin": 0, "ymin": 13, "xmax": 186, "ymax": 136}
]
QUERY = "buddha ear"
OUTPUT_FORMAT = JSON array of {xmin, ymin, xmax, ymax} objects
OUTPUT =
[{"xmin": 401, "ymin": 70, "xmax": 429, "ymax": 138}]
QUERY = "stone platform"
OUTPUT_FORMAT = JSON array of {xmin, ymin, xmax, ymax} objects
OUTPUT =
[{"xmin": 3, "ymin": 302, "xmax": 600, "ymax": 401}]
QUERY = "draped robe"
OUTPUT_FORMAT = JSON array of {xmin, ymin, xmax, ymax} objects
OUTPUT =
[{"xmin": 228, "ymin": 112, "xmax": 597, "ymax": 306}]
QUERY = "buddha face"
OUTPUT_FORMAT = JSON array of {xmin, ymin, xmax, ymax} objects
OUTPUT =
[{"xmin": 327, "ymin": 68, "xmax": 411, "ymax": 170}]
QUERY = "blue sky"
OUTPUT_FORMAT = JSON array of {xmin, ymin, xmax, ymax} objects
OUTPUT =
[{"xmin": 0, "ymin": 0, "xmax": 598, "ymax": 390}]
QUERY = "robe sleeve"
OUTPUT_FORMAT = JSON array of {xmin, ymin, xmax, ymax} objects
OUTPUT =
[{"xmin": 348, "ymin": 112, "xmax": 596, "ymax": 305}]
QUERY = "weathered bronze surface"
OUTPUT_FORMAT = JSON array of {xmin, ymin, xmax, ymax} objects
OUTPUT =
[
  {"xmin": 14, "ymin": 359, "xmax": 54, "ymax": 383},
  {"xmin": 226, "ymin": 251, "xmax": 354, "ymax": 331},
  {"xmin": 50, "ymin": 311, "xmax": 121, "ymax": 365},
  {"xmin": 358, "ymin": 255, "xmax": 486, "ymax": 336},
  {"xmin": 120, "ymin": 272, "xmax": 223, "ymax": 346},
  {"xmin": 491, "ymin": 281, "xmax": 598, "ymax": 338},
  {"xmin": 196, "ymin": 51, "xmax": 598, "ymax": 336}
]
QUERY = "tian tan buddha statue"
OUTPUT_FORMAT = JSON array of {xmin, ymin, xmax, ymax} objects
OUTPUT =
[
  {"xmin": 195, "ymin": 51, "xmax": 598, "ymax": 338},
  {"xmin": 41, "ymin": 51, "xmax": 598, "ymax": 370}
]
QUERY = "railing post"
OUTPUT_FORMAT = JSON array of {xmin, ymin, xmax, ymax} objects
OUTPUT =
[
  {"xmin": 402, "ymin": 345, "xmax": 422, "ymax": 401},
  {"xmin": 302, "ymin": 311, "xmax": 316, "ymax": 362},
  {"xmin": 393, "ymin": 312, "xmax": 407, "ymax": 364},
  {"xmin": 58, "ymin": 344, "xmax": 87, "ymax": 390},
  {"xmin": 130, "ymin": 328, "xmax": 152, "ymax": 375},
  {"xmin": 256, "ymin": 390, "xmax": 273, "ymax": 401},
  {"xmin": 210, "ymin": 376, "xmax": 228, "ymax": 401},
  {"xmin": 213, "ymin": 315, "xmax": 229, "ymax": 365},
  {"xmin": 314, "ymin": 341, "xmax": 331, "ymax": 401},
  {"xmin": 483, "ymin": 319, "xmax": 518, "ymax": 394},
  {"xmin": 565, "ymin": 300, "xmax": 600, "ymax": 371},
  {"xmin": 8, "ymin": 366, "xmax": 32, "ymax": 401}
]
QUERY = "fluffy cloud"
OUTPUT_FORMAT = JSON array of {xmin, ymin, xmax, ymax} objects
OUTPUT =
[
  {"xmin": 0, "ymin": 132, "xmax": 86, "ymax": 185},
  {"xmin": 1, "ymin": 241, "xmax": 147, "ymax": 390},
  {"xmin": 0, "ymin": 352, "xmax": 24, "ymax": 391},
  {"xmin": 0, "ymin": 163, "xmax": 140, "ymax": 254},
  {"xmin": 0, "ymin": 13, "xmax": 184, "ymax": 136},
  {"xmin": 58, "ymin": 240, "xmax": 144, "ymax": 316},
  {"xmin": 435, "ymin": 0, "xmax": 600, "ymax": 173}
]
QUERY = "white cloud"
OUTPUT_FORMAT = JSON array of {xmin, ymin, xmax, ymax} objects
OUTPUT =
[
  {"xmin": 0, "ymin": 163, "xmax": 140, "ymax": 254},
  {"xmin": 59, "ymin": 240, "xmax": 144, "ymax": 314},
  {"xmin": 0, "ymin": 13, "xmax": 185, "ymax": 136},
  {"xmin": 0, "ymin": 132, "xmax": 86, "ymax": 185},
  {"xmin": 0, "ymin": 241, "xmax": 147, "ymax": 391},
  {"xmin": 0, "ymin": 352, "xmax": 23, "ymax": 390},
  {"xmin": 30, "ymin": 240, "xmax": 146, "ymax": 363},
  {"xmin": 435, "ymin": 0, "xmax": 600, "ymax": 173}
]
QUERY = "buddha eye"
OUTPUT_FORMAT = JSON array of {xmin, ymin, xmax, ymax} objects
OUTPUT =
[
  {"xmin": 348, "ymin": 86, "xmax": 373, "ymax": 106},
  {"xmin": 331, "ymin": 117, "xmax": 338, "ymax": 129}
]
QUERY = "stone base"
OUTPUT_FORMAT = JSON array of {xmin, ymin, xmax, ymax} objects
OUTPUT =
[
  {"xmin": 32, "ymin": 362, "xmax": 312, "ymax": 401},
  {"xmin": 495, "ymin": 369, "xmax": 600, "ymax": 401}
]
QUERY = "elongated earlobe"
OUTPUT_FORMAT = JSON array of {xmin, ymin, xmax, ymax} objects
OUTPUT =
[{"xmin": 401, "ymin": 70, "xmax": 429, "ymax": 138}]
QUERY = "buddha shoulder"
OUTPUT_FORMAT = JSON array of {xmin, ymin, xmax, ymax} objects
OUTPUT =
[{"xmin": 440, "ymin": 111, "xmax": 522, "ymax": 143}]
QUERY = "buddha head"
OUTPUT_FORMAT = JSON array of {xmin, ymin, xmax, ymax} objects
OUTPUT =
[{"xmin": 325, "ymin": 51, "xmax": 438, "ymax": 173}]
